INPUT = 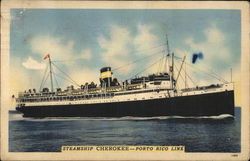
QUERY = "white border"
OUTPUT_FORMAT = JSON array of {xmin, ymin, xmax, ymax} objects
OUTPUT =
[{"xmin": 1, "ymin": 1, "xmax": 249, "ymax": 160}]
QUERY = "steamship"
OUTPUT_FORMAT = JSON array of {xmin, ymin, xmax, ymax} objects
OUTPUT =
[{"xmin": 15, "ymin": 39, "xmax": 235, "ymax": 118}]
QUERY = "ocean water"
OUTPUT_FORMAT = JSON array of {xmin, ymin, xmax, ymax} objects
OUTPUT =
[{"xmin": 9, "ymin": 107, "xmax": 241, "ymax": 152}]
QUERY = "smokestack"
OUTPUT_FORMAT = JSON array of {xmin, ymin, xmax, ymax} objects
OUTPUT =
[{"xmin": 100, "ymin": 67, "xmax": 112, "ymax": 87}]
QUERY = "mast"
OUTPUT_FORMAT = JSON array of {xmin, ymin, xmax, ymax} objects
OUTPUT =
[
  {"xmin": 230, "ymin": 68, "xmax": 232, "ymax": 83},
  {"xmin": 166, "ymin": 34, "xmax": 174, "ymax": 89},
  {"xmin": 185, "ymin": 61, "xmax": 187, "ymax": 88},
  {"xmin": 172, "ymin": 52, "xmax": 175, "ymax": 90},
  {"xmin": 43, "ymin": 54, "xmax": 54, "ymax": 92},
  {"xmin": 49, "ymin": 56, "xmax": 54, "ymax": 92},
  {"xmin": 48, "ymin": 55, "xmax": 54, "ymax": 92},
  {"xmin": 166, "ymin": 34, "xmax": 170, "ymax": 57}
]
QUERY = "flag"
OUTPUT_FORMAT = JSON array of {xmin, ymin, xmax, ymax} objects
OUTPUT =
[{"xmin": 43, "ymin": 54, "xmax": 50, "ymax": 60}]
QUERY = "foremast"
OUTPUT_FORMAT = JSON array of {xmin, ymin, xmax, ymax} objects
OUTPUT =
[{"xmin": 44, "ymin": 54, "xmax": 54, "ymax": 92}]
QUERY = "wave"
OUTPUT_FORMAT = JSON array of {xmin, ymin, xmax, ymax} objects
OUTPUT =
[
  {"xmin": 102, "ymin": 114, "xmax": 234, "ymax": 120},
  {"xmin": 9, "ymin": 113, "xmax": 25, "ymax": 121},
  {"xmin": 9, "ymin": 113, "xmax": 234, "ymax": 121}
]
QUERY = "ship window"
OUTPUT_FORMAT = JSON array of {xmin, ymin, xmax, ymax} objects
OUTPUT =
[{"xmin": 154, "ymin": 81, "xmax": 161, "ymax": 85}]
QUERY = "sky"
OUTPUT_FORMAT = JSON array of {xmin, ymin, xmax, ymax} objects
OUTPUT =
[{"xmin": 10, "ymin": 9, "xmax": 241, "ymax": 100}]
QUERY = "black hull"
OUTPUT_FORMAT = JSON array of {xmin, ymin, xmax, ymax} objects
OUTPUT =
[{"xmin": 16, "ymin": 91, "xmax": 234, "ymax": 118}]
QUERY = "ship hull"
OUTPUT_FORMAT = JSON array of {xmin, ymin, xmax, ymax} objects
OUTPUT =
[{"xmin": 16, "ymin": 90, "xmax": 234, "ymax": 118}]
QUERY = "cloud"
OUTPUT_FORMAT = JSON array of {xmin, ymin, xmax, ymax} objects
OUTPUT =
[
  {"xmin": 184, "ymin": 26, "xmax": 232, "ymax": 66},
  {"xmin": 98, "ymin": 25, "xmax": 135, "ymax": 75},
  {"xmin": 164, "ymin": 24, "xmax": 240, "ymax": 90},
  {"xmin": 22, "ymin": 57, "xmax": 46, "ymax": 70},
  {"xmin": 30, "ymin": 35, "xmax": 72, "ymax": 59},
  {"xmin": 79, "ymin": 49, "xmax": 92, "ymax": 60},
  {"xmin": 175, "ymin": 48, "xmax": 188, "ymax": 56},
  {"xmin": 29, "ymin": 35, "xmax": 92, "ymax": 62},
  {"xmin": 69, "ymin": 66, "xmax": 100, "ymax": 87},
  {"xmin": 18, "ymin": 35, "xmax": 95, "ymax": 92},
  {"xmin": 175, "ymin": 25, "xmax": 237, "ymax": 86},
  {"xmin": 98, "ymin": 25, "xmax": 131, "ymax": 55},
  {"xmin": 10, "ymin": 65, "xmax": 44, "ymax": 96},
  {"xmin": 134, "ymin": 24, "xmax": 159, "ymax": 55},
  {"xmin": 98, "ymin": 24, "xmax": 161, "ymax": 76},
  {"xmin": 9, "ymin": 67, "xmax": 30, "ymax": 110},
  {"xmin": 24, "ymin": 34, "xmax": 94, "ymax": 75},
  {"xmin": 10, "ymin": 67, "xmax": 29, "ymax": 95},
  {"xmin": 205, "ymin": 25, "xmax": 225, "ymax": 44}
]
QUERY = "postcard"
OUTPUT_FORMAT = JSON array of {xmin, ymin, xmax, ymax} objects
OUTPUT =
[{"xmin": 1, "ymin": 0, "xmax": 249, "ymax": 160}]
